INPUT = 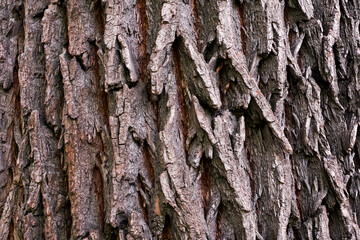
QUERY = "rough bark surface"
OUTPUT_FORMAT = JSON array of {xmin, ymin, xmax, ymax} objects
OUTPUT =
[{"xmin": 1, "ymin": 0, "xmax": 360, "ymax": 239}]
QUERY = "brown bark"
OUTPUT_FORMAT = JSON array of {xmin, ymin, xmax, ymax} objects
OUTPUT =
[{"xmin": 1, "ymin": 0, "xmax": 360, "ymax": 239}]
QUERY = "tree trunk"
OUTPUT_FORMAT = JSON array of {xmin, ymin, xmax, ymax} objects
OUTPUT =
[{"xmin": 1, "ymin": 0, "xmax": 360, "ymax": 239}]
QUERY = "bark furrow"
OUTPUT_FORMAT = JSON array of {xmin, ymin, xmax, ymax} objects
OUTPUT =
[{"xmin": 1, "ymin": 0, "xmax": 360, "ymax": 239}]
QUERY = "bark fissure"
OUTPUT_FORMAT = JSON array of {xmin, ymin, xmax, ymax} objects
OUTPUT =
[
  {"xmin": 172, "ymin": 38, "xmax": 190, "ymax": 163},
  {"xmin": 2, "ymin": 0, "xmax": 360, "ymax": 239}
]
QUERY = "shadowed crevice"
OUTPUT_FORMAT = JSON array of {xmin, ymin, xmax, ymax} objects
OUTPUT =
[
  {"xmin": 137, "ymin": 0, "xmax": 150, "ymax": 84},
  {"xmin": 200, "ymin": 154, "xmax": 211, "ymax": 216},
  {"xmin": 93, "ymin": 0, "xmax": 105, "ymax": 36},
  {"xmin": 92, "ymin": 165, "xmax": 105, "ymax": 231},
  {"xmin": 190, "ymin": 0, "xmax": 201, "ymax": 50},
  {"xmin": 8, "ymin": 220, "xmax": 14, "ymax": 240},
  {"xmin": 172, "ymin": 38, "xmax": 190, "ymax": 163},
  {"xmin": 142, "ymin": 141, "xmax": 155, "ymax": 185},
  {"xmin": 162, "ymin": 214, "xmax": 172, "ymax": 240},
  {"xmin": 91, "ymin": 41, "xmax": 110, "ymax": 128},
  {"xmin": 235, "ymin": 0, "xmax": 248, "ymax": 57},
  {"xmin": 64, "ymin": 183, "xmax": 72, "ymax": 240},
  {"xmin": 104, "ymin": 223, "xmax": 119, "ymax": 240}
]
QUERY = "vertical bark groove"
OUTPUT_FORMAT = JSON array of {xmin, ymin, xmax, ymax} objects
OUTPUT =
[{"xmin": 2, "ymin": 0, "xmax": 360, "ymax": 239}]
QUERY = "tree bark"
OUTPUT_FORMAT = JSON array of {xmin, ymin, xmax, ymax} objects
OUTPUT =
[{"xmin": 1, "ymin": 0, "xmax": 360, "ymax": 239}]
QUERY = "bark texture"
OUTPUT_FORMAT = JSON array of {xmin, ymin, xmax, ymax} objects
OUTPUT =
[{"xmin": 1, "ymin": 0, "xmax": 360, "ymax": 239}]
